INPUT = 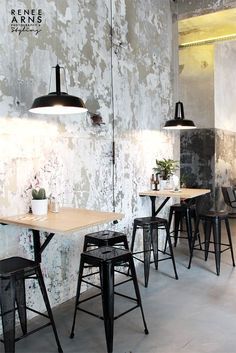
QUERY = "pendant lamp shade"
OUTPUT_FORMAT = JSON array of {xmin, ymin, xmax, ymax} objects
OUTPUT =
[
  {"xmin": 163, "ymin": 101, "xmax": 196, "ymax": 130},
  {"xmin": 29, "ymin": 65, "xmax": 87, "ymax": 115}
]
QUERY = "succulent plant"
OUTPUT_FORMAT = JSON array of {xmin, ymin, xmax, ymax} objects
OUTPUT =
[{"xmin": 32, "ymin": 188, "xmax": 46, "ymax": 200}]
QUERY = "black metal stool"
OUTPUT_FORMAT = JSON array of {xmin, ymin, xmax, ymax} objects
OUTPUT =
[
  {"xmin": 164, "ymin": 202, "xmax": 200, "ymax": 252},
  {"xmin": 130, "ymin": 217, "xmax": 178, "ymax": 288},
  {"xmin": 83, "ymin": 230, "xmax": 130, "ymax": 282},
  {"xmin": 188, "ymin": 194, "xmax": 235, "ymax": 275},
  {"xmin": 83, "ymin": 230, "xmax": 129, "ymax": 251},
  {"xmin": 0, "ymin": 256, "xmax": 63, "ymax": 353},
  {"xmin": 70, "ymin": 246, "xmax": 149, "ymax": 353}
]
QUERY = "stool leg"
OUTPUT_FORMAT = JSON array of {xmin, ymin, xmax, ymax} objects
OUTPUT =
[
  {"xmin": 122, "ymin": 237, "xmax": 130, "ymax": 273},
  {"xmin": 188, "ymin": 217, "xmax": 200, "ymax": 269},
  {"xmin": 143, "ymin": 225, "xmax": 152, "ymax": 287},
  {"xmin": 164, "ymin": 223, "xmax": 178, "ymax": 280},
  {"xmin": 129, "ymin": 224, "xmax": 138, "ymax": 277},
  {"xmin": 70, "ymin": 258, "xmax": 85, "ymax": 339},
  {"xmin": 190, "ymin": 211, "xmax": 202, "ymax": 250},
  {"xmin": 100, "ymin": 261, "xmax": 114, "ymax": 353},
  {"xmin": 83, "ymin": 238, "xmax": 89, "ymax": 252},
  {"xmin": 130, "ymin": 223, "xmax": 137, "ymax": 253},
  {"xmin": 36, "ymin": 267, "xmax": 63, "ymax": 353},
  {"xmin": 15, "ymin": 278, "xmax": 27, "ymax": 335},
  {"xmin": 123, "ymin": 237, "xmax": 129, "ymax": 250},
  {"xmin": 185, "ymin": 208, "xmax": 193, "ymax": 251},
  {"xmin": 173, "ymin": 212, "xmax": 181, "ymax": 247},
  {"xmin": 192, "ymin": 211, "xmax": 202, "ymax": 250},
  {"xmin": 151, "ymin": 227, "xmax": 158, "ymax": 270},
  {"xmin": 164, "ymin": 208, "xmax": 174, "ymax": 252},
  {"xmin": 0, "ymin": 277, "xmax": 16, "ymax": 353},
  {"xmin": 128, "ymin": 255, "xmax": 149, "ymax": 335},
  {"xmin": 163, "ymin": 233, "xmax": 168, "ymax": 254},
  {"xmin": 225, "ymin": 218, "xmax": 235, "ymax": 267},
  {"xmin": 204, "ymin": 220, "xmax": 212, "ymax": 261},
  {"xmin": 212, "ymin": 218, "xmax": 221, "ymax": 276}
]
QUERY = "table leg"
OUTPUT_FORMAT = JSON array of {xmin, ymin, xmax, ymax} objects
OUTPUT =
[
  {"xmin": 150, "ymin": 196, "xmax": 170, "ymax": 217},
  {"xmin": 32, "ymin": 230, "xmax": 55, "ymax": 263},
  {"xmin": 32, "ymin": 229, "xmax": 41, "ymax": 263}
]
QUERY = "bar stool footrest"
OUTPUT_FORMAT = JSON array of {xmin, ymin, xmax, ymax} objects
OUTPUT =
[{"xmin": 76, "ymin": 301, "xmax": 140, "ymax": 322}]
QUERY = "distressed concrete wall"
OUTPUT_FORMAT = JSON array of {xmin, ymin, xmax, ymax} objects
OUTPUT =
[
  {"xmin": 178, "ymin": 0, "xmax": 236, "ymax": 19},
  {"xmin": 214, "ymin": 41, "xmax": 236, "ymax": 207},
  {"xmin": 179, "ymin": 34, "xmax": 236, "ymax": 209},
  {"xmin": 179, "ymin": 44, "xmax": 214, "ymax": 128},
  {"xmin": 0, "ymin": 0, "xmax": 177, "ymax": 316},
  {"xmin": 180, "ymin": 129, "xmax": 215, "ymax": 190},
  {"xmin": 215, "ymin": 40, "xmax": 236, "ymax": 132},
  {"xmin": 181, "ymin": 127, "xmax": 236, "ymax": 209},
  {"xmin": 215, "ymin": 129, "xmax": 236, "ymax": 208}
]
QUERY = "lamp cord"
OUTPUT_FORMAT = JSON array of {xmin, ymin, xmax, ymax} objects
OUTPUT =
[
  {"xmin": 48, "ymin": 68, "xmax": 53, "ymax": 92},
  {"xmin": 62, "ymin": 67, "xmax": 68, "ymax": 93},
  {"xmin": 110, "ymin": 0, "xmax": 115, "ymax": 213},
  {"xmin": 56, "ymin": 2, "xmax": 59, "ymax": 65},
  {"xmin": 176, "ymin": 0, "xmax": 179, "ymax": 101},
  {"xmin": 48, "ymin": 2, "xmax": 59, "ymax": 93}
]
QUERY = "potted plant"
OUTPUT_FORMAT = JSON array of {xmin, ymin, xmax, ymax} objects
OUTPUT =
[
  {"xmin": 154, "ymin": 158, "xmax": 179, "ymax": 180},
  {"xmin": 31, "ymin": 188, "xmax": 48, "ymax": 215},
  {"xmin": 153, "ymin": 158, "xmax": 179, "ymax": 190}
]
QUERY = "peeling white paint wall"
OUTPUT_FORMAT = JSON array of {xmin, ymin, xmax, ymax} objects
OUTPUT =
[{"xmin": 0, "ymin": 0, "xmax": 178, "ymax": 315}]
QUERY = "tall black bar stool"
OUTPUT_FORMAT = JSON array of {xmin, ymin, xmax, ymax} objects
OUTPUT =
[
  {"xmin": 70, "ymin": 246, "xmax": 148, "ymax": 353},
  {"xmin": 83, "ymin": 230, "xmax": 129, "ymax": 251},
  {"xmin": 130, "ymin": 217, "xmax": 178, "ymax": 287},
  {"xmin": 0, "ymin": 256, "xmax": 63, "ymax": 353},
  {"xmin": 188, "ymin": 194, "xmax": 235, "ymax": 275},
  {"xmin": 164, "ymin": 201, "xmax": 201, "ymax": 252}
]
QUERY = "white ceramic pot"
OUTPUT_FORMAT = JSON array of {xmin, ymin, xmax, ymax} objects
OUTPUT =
[
  {"xmin": 31, "ymin": 199, "xmax": 48, "ymax": 215},
  {"xmin": 159, "ymin": 180, "xmax": 167, "ymax": 190}
]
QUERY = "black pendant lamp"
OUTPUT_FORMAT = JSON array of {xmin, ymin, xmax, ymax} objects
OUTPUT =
[
  {"xmin": 163, "ymin": 101, "xmax": 196, "ymax": 130},
  {"xmin": 29, "ymin": 64, "xmax": 87, "ymax": 115}
]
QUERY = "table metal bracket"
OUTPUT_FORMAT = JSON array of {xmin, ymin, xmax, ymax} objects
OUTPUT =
[
  {"xmin": 150, "ymin": 196, "xmax": 170, "ymax": 217},
  {"xmin": 31, "ymin": 229, "xmax": 55, "ymax": 263}
]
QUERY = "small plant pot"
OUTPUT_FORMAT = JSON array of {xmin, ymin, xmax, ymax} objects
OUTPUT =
[
  {"xmin": 31, "ymin": 199, "xmax": 48, "ymax": 216},
  {"xmin": 159, "ymin": 180, "xmax": 168, "ymax": 190}
]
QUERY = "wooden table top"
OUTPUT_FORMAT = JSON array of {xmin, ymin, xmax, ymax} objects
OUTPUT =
[
  {"xmin": 0, "ymin": 208, "xmax": 124, "ymax": 234},
  {"xmin": 139, "ymin": 188, "xmax": 211, "ymax": 199}
]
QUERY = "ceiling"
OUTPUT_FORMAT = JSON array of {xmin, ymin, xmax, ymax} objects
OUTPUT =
[{"xmin": 179, "ymin": 8, "xmax": 236, "ymax": 48}]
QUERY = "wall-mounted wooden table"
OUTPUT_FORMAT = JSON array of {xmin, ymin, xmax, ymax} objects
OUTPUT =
[
  {"xmin": 0, "ymin": 207, "xmax": 124, "ymax": 263},
  {"xmin": 139, "ymin": 188, "xmax": 211, "ymax": 217}
]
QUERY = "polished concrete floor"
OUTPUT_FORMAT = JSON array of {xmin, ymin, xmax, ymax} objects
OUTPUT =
[{"xmin": 13, "ymin": 219, "xmax": 236, "ymax": 353}]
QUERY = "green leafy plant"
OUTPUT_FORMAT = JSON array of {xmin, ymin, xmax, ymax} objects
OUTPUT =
[
  {"xmin": 180, "ymin": 173, "xmax": 188, "ymax": 188},
  {"xmin": 153, "ymin": 158, "xmax": 179, "ymax": 180},
  {"xmin": 32, "ymin": 188, "xmax": 46, "ymax": 200}
]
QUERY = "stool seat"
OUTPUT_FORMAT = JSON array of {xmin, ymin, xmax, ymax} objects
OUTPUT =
[
  {"xmin": 70, "ymin": 246, "xmax": 148, "ymax": 353},
  {"xmin": 83, "ymin": 230, "xmax": 129, "ymax": 251},
  {"xmin": 171, "ymin": 202, "xmax": 196, "ymax": 212},
  {"xmin": 0, "ymin": 256, "xmax": 62, "ymax": 353},
  {"xmin": 0, "ymin": 257, "xmax": 37, "ymax": 277},
  {"xmin": 134, "ymin": 217, "xmax": 167, "ymax": 226},
  {"xmin": 201, "ymin": 210, "xmax": 228, "ymax": 219},
  {"xmin": 82, "ymin": 246, "xmax": 130, "ymax": 262},
  {"xmin": 131, "ymin": 216, "xmax": 178, "ymax": 287},
  {"xmin": 171, "ymin": 203, "xmax": 187, "ymax": 210}
]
